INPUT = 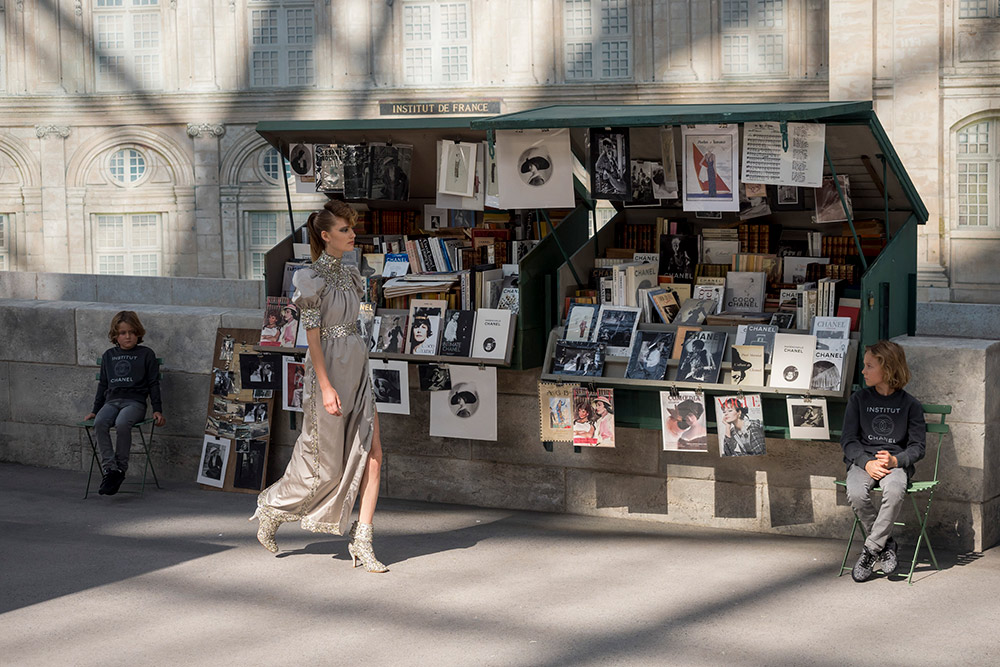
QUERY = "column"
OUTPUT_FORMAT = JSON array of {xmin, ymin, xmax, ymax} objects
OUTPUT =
[
  {"xmin": 187, "ymin": 123, "xmax": 226, "ymax": 278},
  {"xmin": 35, "ymin": 125, "xmax": 71, "ymax": 273}
]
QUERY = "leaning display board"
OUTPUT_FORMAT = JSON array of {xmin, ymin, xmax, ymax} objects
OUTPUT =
[{"xmin": 200, "ymin": 328, "xmax": 275, "ymax": 494}]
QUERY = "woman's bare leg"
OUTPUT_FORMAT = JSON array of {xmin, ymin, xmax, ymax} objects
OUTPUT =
[{"xmin": 358, "ymin": 412, "xmax": 383, "ymax": 525}]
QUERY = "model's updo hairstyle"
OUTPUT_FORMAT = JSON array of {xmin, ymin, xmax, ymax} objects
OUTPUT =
[{"xmin": 305, "ymin": 200, "xmax": 357, "ymax": 261}]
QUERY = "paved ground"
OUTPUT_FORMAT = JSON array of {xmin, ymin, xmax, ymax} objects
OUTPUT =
[{"xmin": 1, "ymin": 463, "xmax": 998, "ymax": 666}]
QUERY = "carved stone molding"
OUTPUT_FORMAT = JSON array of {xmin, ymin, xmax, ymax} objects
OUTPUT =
[
  {"xmin": 186, "ymin": 123, "xmax": 226, "ymax": 138},
  {"xmin": 74, "ymin": 1, "xmax": 82, "ymax": 16},
  {"xmin": 35, "ymin": 125, "xmax": 72, "ymax": 139}
]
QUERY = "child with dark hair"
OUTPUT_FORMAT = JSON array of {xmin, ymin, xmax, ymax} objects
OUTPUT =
[
  {"xmin": 841, "ymin": 340, "xmax": 926, "ymax": 582},
  {"xmin": 84, "ymin": 311, "xmax": 165, "ymax": 496}
]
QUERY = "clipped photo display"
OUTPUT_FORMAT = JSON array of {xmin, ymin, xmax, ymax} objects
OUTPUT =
[
  {"xmin": 370, "ymin": 360, "xmax": 410, "ymax": 415},
  {"xmin": 786, "ymin": 397, "xmax": 830, "ymax": 440},
  {"xmin": 429, "ymin": 365, "xmax": 497, "ymax": 441},
  {"xmin": 715, "ymin": 394, "xmax": 766, "ymax": 457},
  {"xmin": 495, "ymin": 128, "xmax": 575, "ymax": 209},
  {"xmin": 538, "ymin": 382, "xmax": 578, "ymax": 442},
  {"xmin": 571, "ymin": 387, "xmax": 615, "ymax": 448},
  {"xmin": 659, "ymin": 391, "xmax": 708, "ymax": 452}
]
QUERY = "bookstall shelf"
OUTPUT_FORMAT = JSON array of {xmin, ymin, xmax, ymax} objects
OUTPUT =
[
  {"xmin": 254, "ymin": 118, "xmax": 595, "ymax": 370},
  {"xmin": 474, "ymin": 102, "xmax": 926, "ymax": 436}
]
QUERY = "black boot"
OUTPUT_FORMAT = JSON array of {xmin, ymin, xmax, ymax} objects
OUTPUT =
[
  {"xmin": 106, "ymin": 469, "xmax": 126, "ymax": 496},
  {"xmin": 98, "ymin": 470, "xmax": 116, "ymax": 495}
]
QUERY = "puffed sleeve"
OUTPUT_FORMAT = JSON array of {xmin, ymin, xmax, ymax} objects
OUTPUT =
[
  {"xmin": 292, "ymin": 269, "xmax": 326, "ymax": 330},
  {"xmin": 350, "ymin": 265, "xmax": 365, "ymax": 300}
]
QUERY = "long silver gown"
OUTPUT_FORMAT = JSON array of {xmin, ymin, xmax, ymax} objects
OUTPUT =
[{"xmin": 256, "ymin": 252, "xmax": 375, "ymax": 535}]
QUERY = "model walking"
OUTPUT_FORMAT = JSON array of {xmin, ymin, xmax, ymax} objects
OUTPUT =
[{"xmin": 251, "ymin": 200, "xmax": 388, "ymax": 573}]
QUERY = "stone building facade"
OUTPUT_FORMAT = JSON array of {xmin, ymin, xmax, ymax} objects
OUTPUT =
[{"xmin": 0, "ymin": 1, "xmax": 997, "ymax": 301}]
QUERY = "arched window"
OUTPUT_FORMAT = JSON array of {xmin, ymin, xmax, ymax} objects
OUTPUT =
[
  {"xmin": 956, "ymin": 120, "xmax": 997, "ymax": 228},
  {"xmin": 108, "ymin": 148, "xmax": 148, "ymax": 185}
]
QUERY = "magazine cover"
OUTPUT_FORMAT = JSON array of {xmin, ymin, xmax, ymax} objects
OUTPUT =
[
  {"xmin": 660, "ymin": 391, "xmax": 708, "ymax": 452},
  {"xmin": 552, "ymin": 341, "xmax": 605, "ymax": 377},
  {"xmin": 715, "ymin": 394, "xmax": 766, "ymax": 457},
  {"xmin": 625, "ymin": 331, "xmax": 675, "ymax": 380},
  {"xmin": 376, "ymin": 313, "xmax": 408, "ymax": 353},
  {"xmin": 786, "ymin": 397, "xmax": 830, "ymax": 440},
  {"xmin": 676, "ymin": 330, "xmax": 727, "ymax": 383},
  {"xmin": 259, "ymin": 296, "xmax": 292, "ymax": 347},
  {"xmin": 571, "ymin": 387, "xmax": 615, "ymax": 447},
  {"xmin": 538, "ymin": 382, "xmax": 578, "ymax": 442}
]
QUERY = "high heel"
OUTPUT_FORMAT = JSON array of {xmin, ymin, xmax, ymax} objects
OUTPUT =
[
  {"xmin": 347, "ymin": 522, "xmax": 388, "ymax": 573},
  {"xmin": 250, "ymin": 508, "xmax": 281, "ymax": 554}
]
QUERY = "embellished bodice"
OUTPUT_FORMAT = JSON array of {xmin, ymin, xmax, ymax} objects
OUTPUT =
[{"xmin": 294, "ymin": 253, "xmax": 364, "ymax": 331}]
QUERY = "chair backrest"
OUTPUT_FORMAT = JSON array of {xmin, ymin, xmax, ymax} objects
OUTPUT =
[{"xmin": 921, "ymin": 403, "xmax": 951, "ymax": 483}]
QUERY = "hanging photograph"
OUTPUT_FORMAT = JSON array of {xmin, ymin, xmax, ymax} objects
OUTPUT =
[
  {"xmin": 538, "ymin": 382, "xmax": 577, "ymax": 442},
  {"xmin": 258, "ymin": 297, "xmax": 289, "ymax": 346},
  {"xmin": 368, "ymin": 143, "xmax": 412, "ymax": 201},
  {"xmin": 232, "ymin": 438, "xmax": 268, "ymax": 491},
  {"xmin": 438, "ymin": 140, "xmax": 478, "ymax": 197},
  {"xmin": 715, "ymin": 394, "xmax": 766, "ymax": 457},
  {"xmin": 658, "ymin": 126, "xmax": 679, "ymax": 199},
  {"xmin": 341, "ymin": 144, "xmax": 370, "ymax": 199},
  {"xmin": 429, "ymin": 365, "xmax": 498, "ymax": 441},
  {"xmin": 660, "ymin": 391, "xmax": 709, "ymax": 452},
  {"xmin": 375, "ymin": 313, "xmax": 408, "ymax": 353},
  {"xmin": 552, "ymin": 340, "xmax": 605, "ymax": 376},
  {"xmin": 219, "ymin": 336, "xmax": 234, "ymax": 362},
  {"xmin": 197, "ymin": 434, "xmax": 230, "ymax": 488},
  {"xmin": 625, "ymin": 330, "xmax": 675, "ymax": 380},
  {"xmin": 786, "ymin": 397, "xmax": 831, "ymax": 440},
  {"xmin": 628, "ymin": 160, "xmax": 657, "ymax": 205},
  {"xmin": 485, "ymin": 140, "xmax": 501, "ymax": 209},
  {"xmin": 495, "ymin": 128, "xmax": 575, "ymax": 209},
  {"xmin": 212, "ymin": 367, "xmax": 237, "ymax": 397},
  {"xmin": 370, "ymin": 360, "xmax": 410, "ymax": 415},
  {"xmin": 571, "ymin": 387, "xmax": 615, "ymax": 448},
  {"xmin": 590, "ymin": 127, "xmax": 631, "ymax": 201},
  {"xmin": 315, "ymin": 144, "xmax": 345, "ymax": 193},
  {"xmin": 282, "ymin": 356, "xmax": 306, "ymax": 413},
  {"xmin": 437, "ymin": 140, "xmax": 485, "ymax": 211},
  {"xmin": 239, "ymin": 353, "xmax": 281, "ymax": 390},
  {"xmin": 771, "ymin": 184, "xmax": 805, "ymax": 211},
  {"xmin": 288, "ymin": 143, "xmax": 314, "ymax": 178},
  {"xmin": 739, "ymin": 182, "xmax": 772, "ymax": 220},
  {"xmin": 591, "ymin": 305, "xmax": 641, "ymax": 357},
  {"xmin": 417, "ymin": 364, "xmax": 452, "ymax": 391},
  {"xmin": 676, "ymin": 330, "xmax": 727, "ymax": 384},
  {"xmin": 439, "ymin": 309, "xmax": 475, "ymax": 357},
  {"xmin": 681, "ymin": 124, "xmax": 740, "ymax": 212},
  {"xmin": 815, "ymin": 175, "xmax": 852, "ymax": 223}
]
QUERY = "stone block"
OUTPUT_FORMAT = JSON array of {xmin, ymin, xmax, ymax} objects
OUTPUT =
[
  {"xmin": 0, "ymin": 271, "xmax": 37, "ymax": 299},
  {"xmin": 980, "ymin": 495, "xmax": 1000, "ymax": 551},
  {"xmin": 714, "ymin": 479, "xmax": 759, "ymax": 520},
  {"xmin": 928, "ymin": 421, "xmax": 986, "ymax": 503},
  {"xmin": 75, "ymin": 303, "xmax": 222, "ymax": 374},
  {"xmin": 96, "ymin": 275, "xmax": 171, "ymax": 305},
  {"xmin": 154, "ymin": 434, "xmax": 209, "ymax": 482},
  {"xmin": 0, "ymin": 300, "xmax": 77, "ymax": 364},
  {"xmin": 916, "ymin": 302, "xmax": 1000, "ymax": 340},
  {"xmin": 171, "ymin": 277, "xmax": 264, "ymax": 309},
  {"xmin": 497, "ymin": 368, "xmax": 542, "ymax": 396},
  {"xmin": 898, "ymin": 336, "xmax": 998, "ymax": 424},
  {"xmin": 220, "ymin": 308, "xmax": 265, "ymax": 330},
  {"xmin": 0, "ymin": 362, "xmax": 8, "ymax": 421},
  {"xmin": 384, "ymin": 453, "xmax": 565, "ymax": 513},
  {"xmin": 158, "ymin": 371, "xmax": 211, "ymax": 435},
  {"xmin": 0, "ymin": 421, "xmax": 83, "ymax": 471},
  {"xmin": 379, "ymin": 389, "xmax": 472, "ymax": 459},
  {"xmin": 36, "ymin": 273, "xmax": 97, "ymax": 302},
  {"xmin": 564, "ymin": 468, "xmax": 668, "ymax": 518},
  {"xmin": 667, "ymin": 476, "xmax": 717, "ymax": 523},
  {"xmin": 9, "ymin": 363, "xmax": 98, "ymax": 425}
]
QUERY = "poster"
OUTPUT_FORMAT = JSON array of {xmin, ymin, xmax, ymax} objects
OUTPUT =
[
  {"xmin": 571, "ymin": 387, "xmax": 615, "ymax": 447},
  {"xmin": 538, "ymin": 382, "xmax": 577, "ymax": 442},
  {"xmin": 681, "ymin": 124, "xmax": 740, "ymax": 212},
  {"xmin": 429, "ymin": 365, "xmax": 497, "ymax": 441},
  {"xmin": 659, "ymin": 391, "xmax": 708, "ymax": 452},
  {"xmin": 658, "ymin": 126, "xmax": 679, "ymax": 199},
  {"xmin": 741, "ymin": 121, "xmax": 826, "ymax": 188},
  {"xmin": 496, "ymin": 129, "xmax": 575, "ymax": 209}
]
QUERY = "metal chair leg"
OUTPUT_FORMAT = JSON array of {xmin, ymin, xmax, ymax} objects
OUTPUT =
[
  {"xmin": 907, "ymin": 492, "xmax": 940, "ymax": 586},
  {"xmin": 83, "ymin": 426, "xmax": 100, "ymax": 499},
  {"xmin": 839, "ymin": 516, "xmax": 861, "ymax": 576},
  {"xmin": 144, "ymin": 423, "xmax": 161, "ymax": 489}
]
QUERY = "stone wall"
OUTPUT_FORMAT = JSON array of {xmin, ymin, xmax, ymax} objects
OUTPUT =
[{"xmin": 2, "ymin": 294, "xmax": 997, "ymax": 552}]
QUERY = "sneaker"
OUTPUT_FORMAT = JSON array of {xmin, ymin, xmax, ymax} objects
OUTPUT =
[
  {"xmin": 852, "ymin": 546, "xmax": 880, "ymax": 582},
  {"xmin": 98, "ymin": 470, "xmax": 116, "ymax": 495},
  {"xmin": 106, "ymin": 469, "xmax": 126, "ymax": 496},
  {"xmin": 880, "ymin": 537, "xmax": 899, "ymax": 575}
]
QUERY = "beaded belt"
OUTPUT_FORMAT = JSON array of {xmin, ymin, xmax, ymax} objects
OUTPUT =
[{"xmin": 319, "ymin": 321, "xmax": 362, "ymax": 340}]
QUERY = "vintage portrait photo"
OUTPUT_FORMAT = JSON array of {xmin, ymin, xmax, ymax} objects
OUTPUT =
[
  {"xmin": 232, "ymin": 438, "xmax": 267, "ymax": 491},
  {"xmin": 438, "ymin": 141, "xmax": 478, "ymax": 197},
  {"xmin": 288, "ymin": 143, "xmax": 313, "ymax": 177},
  {"xmin": 424, "ymin": 204, "xmax": 446, "ymax": 230},
  {"xmin": 660, "ymin": 391, "xmax": 709, "ymax": 452},
  {"xmin": 676, "ymin": 330, "xmax": 728, "ymax": 384},
  {"xmin": 552, "ymin": 341, "xmax": 605, "ymax": 377},
  {"xmin": 715, "ymin": 394, "xmax": 766, "ymax": 457},
  {"xmin": 771, "ymin": 184, "xmax": 805, "ymax": 210},
  {"xmin": 787, "ymin": 397, "xmax": 830, "ymax": 440},
  {"xmin": 429, "ymin": 365, "xmax": 497, "ymax": 441},
  {"xmin": 495, "ymin": 128, "xmax": 575, "ymax": 209},
  {"xmin": 625, "ymin": 331, "xmax": 675, "ymax": 380},
  {"xmin": 592, "ymin": 305, "xmax": 641, "ymax": 357},
  {"xmin": 571, "ymin": 387, "xmax": 615, "ymax": 448},
  {"xmin": 418, "ymin": 364, "xmax": 452, "ymax": 391},
  {"xmin": 367, "ymin": 143, "xmax": 412, "ymax": 201},
  {"xmin": 815, "ymin": 174, "xmax": 852, "ymax": 223},
  {"xmin": 589, "ymin": 127, "xmax": 630, "ymax": 201},
  {"xmin": 282, "ymin": 356, "xmax": 306, "ymax": 413},
  {"xmin": 314, "ymin": 143, "xmax": 345, "ymax": 193},
  {"xmin": 240, "ymin": 353, "xmax": 281, "ymax": 390},
  {"xmin": 219, "ymin": 336, "xmax": 234, "ymax": 362},
  {"xmin": 376, "ymin": 313, "xmax": 408, "ymax": 353},
  {"xmin": 197, "ymin": 435, "xmax": 230, "ymax": 488},
  {"xmin": 439, "ymin": 310, "xmax": 475, "ymax": 357},
  {"xmin": 538, "ymin": 382, "xmax": 577, "ymax": 442},
  {"xmin": 341, "ymin": 144, "xmax": 370, "ymax": 199},
  {"xmin": 658, "ymin": 126, "xmax": 679, "ymax": 199},
  {"xmin": 242, "ymin": 402, "xmax": 268, "ymax": 424},
  {"xmin": 564, "ymin": 303, "xmax": 600, "ymax": 342},
  {"xmin": 212, "ymin": 367, "xmax": 237, "ymax": 397},
  {"xmin": 628, "ymin": 160, "xmax": 658, "ymax": 206},
  {"xmin": 370, "ymin": 360, "xmax": 410, "ymax": 415}
]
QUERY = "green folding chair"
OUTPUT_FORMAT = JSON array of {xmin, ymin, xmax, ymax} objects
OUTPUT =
[
  {"xmin": 80, "ymin": 357, "xmax": 163, "ymax": 498},
  {"xmin": 835, "ymin": 403, "xmax": 951, "ymax": 585}
]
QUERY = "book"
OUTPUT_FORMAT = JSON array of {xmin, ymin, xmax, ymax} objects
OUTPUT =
[
  {"xmin": 471, "ymin": 308, "xmax": 514, "ymax": 360},
  {"xmin": 811, "ymin": 316, "xmax": 852, "ymax": 349},
  {"xmin": 783, "ymin": 256, "xmax": 829, "ymax": 284},
  {"xmin": 437, "ymin": 310, "xmax": 476, "ymax": 357},
  {"xmin": 723, "ymin": 272, "xmax": 766, "ymax": 313},
  {"xmin": 836, "ymin": 298, "xmax": 861, "ymax": 331},
  {"xmin": 658, "ymin": 233, "xmax": 699, "ymax": 281},
  {"xmin": 769, "ymin": 312, "xmax": 796, "ymax": 329},
  {"xmin": 626, "ymin": 262, "xmax": 659, "ymax": 308},
  {"xmin": 676, "ymin": 330, "xmax": 727, "ymax": 384},
  {"xmin": 695, "ymin": 275, "xmax": 727, "ymax": 287},
  {"xmin": 375, "ymin": 311, "xmax": 408, "ymax": 353},
  {"xmin": 368, "ymin": 316, "xmax": 382, "ymax": 352},
  {"xmin": 734, "ymin": 324, "xmax": 779, "ymax": 364},
  {"xmin": 591, "ymin": 305, "xmax": 642, "ymax": 357},
  {"xmin": 672, "ymin": 326, "xmax": 700, "ymax": 359},
  {"xmin": 701, "ymin": 239, "xmax": 740, "ymax": 265},
  {"xmin": 674, "ymin": 298, "xmax": 716, "ymax": 325},
  {"xmin": 691, "ymin": 284, "xmax": 724, "ymax": 314},
  {"xmin": 565, "ymin": 303, "xmax": 601, "ymax": 342},
  {"xmin": 552, "ymin": 341, "xmax": 605, "ymax": 377},
  {"xmin": 406, "ymin": 299, "xmax": 447, "ymax": 354},
  {"xmin": 659, "ymin": 283, "xmax": 692, "ymax": 305},
  {"xmin": 810, "ymin": 339, "xmax": 850, "ymax": 391},
  {"xmin": 382, "ymin": 253, "xmax": 410, "ymax": 277},
  {"xmin": 769, "ymin": 333, "xmax": 818, "ymax": 389},
  {"xmin": 647, "ymin": 289, "xmax": 680, "ymax": 324},
  {"xmin": 625, "ymin": 331, "xmax": 675, "ymax": 380},
  {"xmin": 497, "ymin": 286, "xmax": 520, "ymax": 314},
  {"xmin": 730, "ymin": 345, "xmax": 765, "ymax": 386}
]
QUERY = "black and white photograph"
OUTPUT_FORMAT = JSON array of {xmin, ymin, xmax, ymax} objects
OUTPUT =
[
  {"xmin": 341, "ymin": 144, "xmax": 370, "ymax": 199},
  {"xmin": 658, "ymin": 126, "xmax": 679, "ymax": 199},
  {"xmin": 282, "ymin": 356, "xmax": 306, "ymax": 413},
  {"xmin": 205, "ymin": 415, "xmax": 221, "ymax": 437},
  {"xmin": 787, "ymin": 397, "xmax": 830, "ymax": 440},
  {"xmin": 674, "ymin": 298, "xmax": 716, "ymax": 326},
  {"xmin": 232, "ymin": 438, "xmax": 267, "ymax": 491},
  {"xmin": 424, "ymin": 204, "xmax": 446, "ymax": 230},
  {"xmin": 658, "ymin": 234, "xmax": 699, "ymax": 281},
  {"xmin": 450, "ymin": 209, "xmax": 476, "ymax": 227},
  {"xmin": 376, "ymin": 313, "xmax": 408, "ymax": 353},
  {"xmin": 771, "ymin": 184, "xmax": 805, "ymax": 211},
  {"xmin": 495, "ymin": 128, "xmax": 575, "ymax": 209},
  {"xmin": 625, "ymin": 331, "xmax": 675, "ymax": 380},
  {"xmin": 212, "ymin": 367, "xmax": 236, "ymax": 397},
  {"xmin": 239, "ymin": 353, "xmax": 281, "ymax": 390},
  {"xmin": 314, "ymin": 144, "xmax": 345, "ymax": 192},
  {"xmin": 552, "ymin": 341, "xmax": 606, "ymax": 377},
  {"xmin": 196, "ymin": 435, "xmax": 230, "ymax": 488},
  {"xmin": 439, "ymin": 310, "xmax": 475, "ymax": 357},
  {"xmin": 429, "ymin": 365, "xmax": 497, "ymax": 441},
  {"xmin": 628, "ymin": 160, "xmax": 657, "ymax": 205},
  {"xmin": 418, "ymin": 364, "xmax": 452, "ymax": 391},
  {"xmin": 370, "ymin": 360, "xmax": 410, "ymax": 415},
  {"xmin": 815, "ymin": 174, "xmax": 852, "ymax": 223},
  {"xmin": 219, "ymin": 336, "xmax": 234, "ymax": 362},
  {"xmin": 715, "ymin": 394, "xmax": 766, "ymax": 457},
  {"xmin": 770, "ymin": 312, "xmax": 796, "ymax": 329},
  {"xmin": 217, "ymin": 420, "xmax": 236, "ymax": 438},
  {"xmin": 367, "ymin": 143, "xmax": 412, "ymax": 200},
  {"xmin": 592, "ymin": 305, "xmax": 641, "ymax": 357},
  {"xmin": 438, "ymin": 140, "xmax": 478, "ymax": 197},
  {"xmin": 589, "ymin": 127, "xmax": 631, "ymax": 201},
  {"xmin": 253, "ymin": 389, "xmax": 273, "ymax": 400},
  {"xmin": 676, "ymin": 330, "xmax": 728, "ymax": 384},
  {"xmin": 288, "ymin": 143, "xmax": 313, "ymax": 177},
  {"xmin": 242, "ymin": 402, "xmax": 268, "ymax": 424}
]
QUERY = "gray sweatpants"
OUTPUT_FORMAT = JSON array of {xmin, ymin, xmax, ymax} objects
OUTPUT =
[
  {"xmin": 94, "ymin": 399, "xmax": 147, "ymax": 473},
  {"xmin": 846, "ymin": 464, "xmax": 908, "ymax": 553}
]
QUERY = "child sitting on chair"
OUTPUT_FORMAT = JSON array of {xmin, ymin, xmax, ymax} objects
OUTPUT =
[
  {"xmin": 84, "ymin": 311, "xmax": 166, "ymax": 496},
  {"xmin": 841, "ymin": 340, "xmax": 925, "ymax": 582}
]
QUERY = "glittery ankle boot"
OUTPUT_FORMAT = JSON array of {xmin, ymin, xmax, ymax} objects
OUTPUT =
[
  {"xmin": 250, "ymin": 508, "xmax": 282, "ymax": 554},
  {"xmin": 348, "ymin": 522, "xmax": 388, "ymax": 573}
]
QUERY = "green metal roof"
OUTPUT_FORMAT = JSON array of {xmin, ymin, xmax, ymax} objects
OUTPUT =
[{"xmin": 469, "ymin": 102, "xmax": 874, "ymax": 129}]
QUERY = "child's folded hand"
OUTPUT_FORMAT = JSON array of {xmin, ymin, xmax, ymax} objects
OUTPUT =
[{"xmin": 153, "ymin": 412, "xmax": 166, "ymax": 427}]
